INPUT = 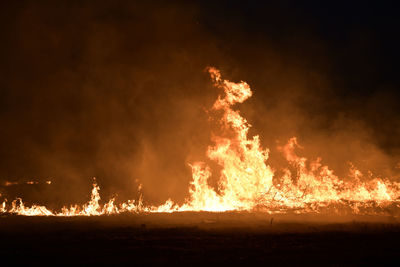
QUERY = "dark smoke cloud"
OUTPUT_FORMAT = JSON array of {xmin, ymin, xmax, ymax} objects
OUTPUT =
[{"xmin": 0, "ymin": 1, "xmax": 399, "ymax": 207}]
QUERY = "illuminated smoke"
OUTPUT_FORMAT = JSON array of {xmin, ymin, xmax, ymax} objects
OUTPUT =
[{"xmin": 1, "ymin": 68, "xmax": 399, "ymax": 216}]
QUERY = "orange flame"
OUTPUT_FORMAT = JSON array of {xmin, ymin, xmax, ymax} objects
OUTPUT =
[{"xmin": 1, "ymin": 67, "xmax": 399, "ymax": 216}]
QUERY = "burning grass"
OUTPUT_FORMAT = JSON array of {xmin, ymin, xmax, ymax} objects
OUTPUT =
[{"xmin": 1, "ymin": 67, "xmax": 400, "ymax": 216}]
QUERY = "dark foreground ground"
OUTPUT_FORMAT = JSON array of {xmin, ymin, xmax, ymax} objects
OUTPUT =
[{"xmin": 0, "ymin": 212, "xmax": 399, "ymax": 266}]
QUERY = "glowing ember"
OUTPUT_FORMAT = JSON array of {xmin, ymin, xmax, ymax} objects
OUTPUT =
[
  {"xmin": 2, "ymin": 180, "xmax": 51, "ymax": 186},
  {"xmin": 1, "ymin": 67, "xmax": 399, "ymax": 216}
]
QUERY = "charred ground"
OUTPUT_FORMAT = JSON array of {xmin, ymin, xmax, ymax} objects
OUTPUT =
[{"xmin": 1, "ymin": 212, "xmax": 399, "ymax": 265}]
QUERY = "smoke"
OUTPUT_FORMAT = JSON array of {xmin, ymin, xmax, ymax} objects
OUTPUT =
[{"xmin": 0, "ymin": 1, "xmax": 399, "ymax": 207}]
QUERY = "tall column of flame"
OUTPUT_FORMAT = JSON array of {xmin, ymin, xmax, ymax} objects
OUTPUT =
[{"xmin": 177, "ymin": 67, "xmax": 274, "ymax": 211}]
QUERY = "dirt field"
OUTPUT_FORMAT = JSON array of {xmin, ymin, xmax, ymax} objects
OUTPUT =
[{"xmin": 0, "ymin": 212, "xmax": 399, "ymax": 265}]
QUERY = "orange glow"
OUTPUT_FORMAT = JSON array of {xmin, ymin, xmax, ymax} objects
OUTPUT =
[
  {"xmin": 3, "ymin": 180, "xmax": 51, "ymax": 186},
  {"xmin": 1, "ymin": 67, "xmax": 399, "ymax": 216}
]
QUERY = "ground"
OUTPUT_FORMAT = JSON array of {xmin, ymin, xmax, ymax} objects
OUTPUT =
[{"xmin": 0, "ymin": 212, "xmax": 399, "ymax": 265}]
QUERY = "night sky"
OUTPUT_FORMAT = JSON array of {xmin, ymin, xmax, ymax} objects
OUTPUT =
[{"xmin": 1, "ymin": 1, "xmax": 399, "ymax": 207}]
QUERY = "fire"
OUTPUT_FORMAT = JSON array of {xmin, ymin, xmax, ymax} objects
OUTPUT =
[
  {"xmin": 2, "ymin": 180, "xmax": 52, "ymax": 186},
  {"xmin": 179, "ymin": 67, "xmax": 274, "ymax": 211},
  {"xmin": 1, "ymin": 67, "xmax": 400, "ymax": 216}
]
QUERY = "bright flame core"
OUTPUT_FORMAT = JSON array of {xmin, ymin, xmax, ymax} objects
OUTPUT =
[{"xmin": 1, "ymin": 67, "xmax": 400, "ymax": 216}]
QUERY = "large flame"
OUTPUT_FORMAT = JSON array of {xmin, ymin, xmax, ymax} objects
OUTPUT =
[{"xmin": 1, "ymin": 67, "xmax": 400, "ymax": 216}]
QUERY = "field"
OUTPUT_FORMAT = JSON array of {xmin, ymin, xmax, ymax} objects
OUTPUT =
[{"xmin": 0, "ymin": 212, "xmax": 399, "ymax": 265}]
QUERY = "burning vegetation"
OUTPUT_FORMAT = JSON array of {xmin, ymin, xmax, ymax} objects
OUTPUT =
[{"xmin": 1, "ymin": 68, "xmax": 400, "ymax": 216}]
